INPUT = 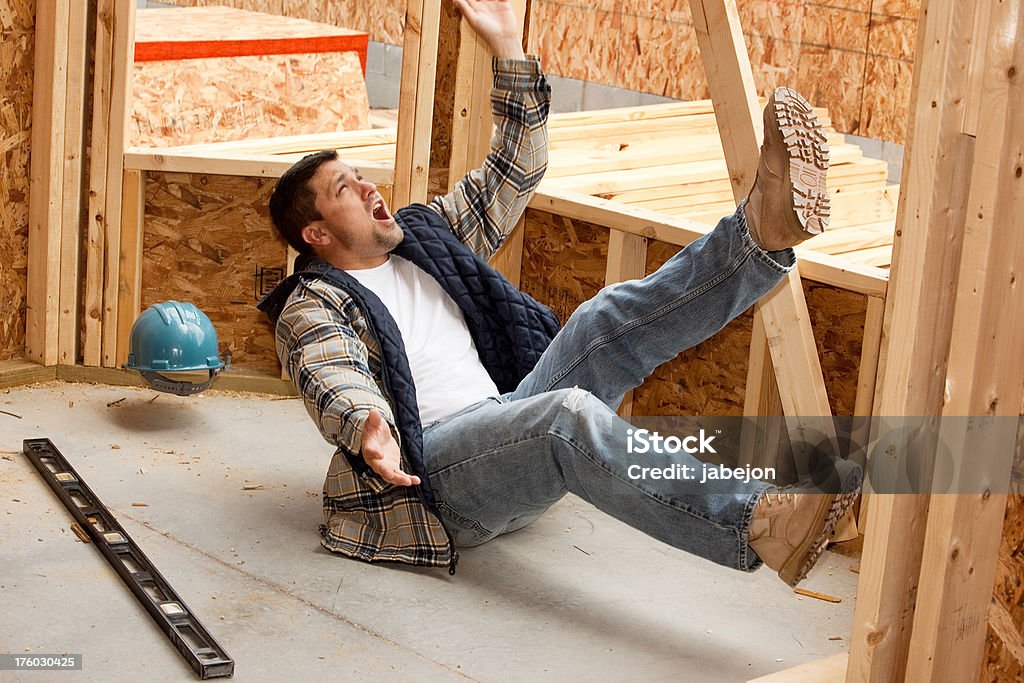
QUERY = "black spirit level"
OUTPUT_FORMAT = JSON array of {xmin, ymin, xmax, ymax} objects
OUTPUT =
[{"xmin": 22, "ymin": 438, "xmax": 234, "ymax": 679}]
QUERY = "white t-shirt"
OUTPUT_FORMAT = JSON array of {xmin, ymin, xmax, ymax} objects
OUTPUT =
[{"xmin": 347, "ymin": 255, "xmax": 500, "ymax": 425}]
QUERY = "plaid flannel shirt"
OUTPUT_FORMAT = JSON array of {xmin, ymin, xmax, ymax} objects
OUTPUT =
[{"xmin": 274, "ymin": 57, "xmax": 551, "ymax": 567}]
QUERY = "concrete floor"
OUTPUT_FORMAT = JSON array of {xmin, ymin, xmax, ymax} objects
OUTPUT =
[{"xmin": 0, "ymin": 382, "xmax": 858, "ymax": 682}]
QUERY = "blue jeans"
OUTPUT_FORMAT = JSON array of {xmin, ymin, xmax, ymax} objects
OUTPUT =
[{"xmin": 423, "ymin": 205, "xmax": 794, "ymax": 571}]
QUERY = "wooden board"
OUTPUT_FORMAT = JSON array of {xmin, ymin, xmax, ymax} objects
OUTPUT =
[
  {"xmin": 849, "ymin": 0, "xmax": 982, "ymax": 678},
  {"xmin": 0, "ymin": 15, "xmax": 34, "ymax": 361},
  {"xmin": 131, "ymin": 51, "xmax": 369, "ymax": 147},
  {"xmin": 140, "ymin": 171, "xmax": 286, "ymax": 375}
]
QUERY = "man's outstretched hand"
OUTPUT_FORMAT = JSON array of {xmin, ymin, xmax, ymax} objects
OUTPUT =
[
  {"xmin": 360, "ymin": 409, "xmax": 421, "ymax": 487},
  {"xmin": 453, "ymin": 0, "xmax": 526, "ymax": 60}
]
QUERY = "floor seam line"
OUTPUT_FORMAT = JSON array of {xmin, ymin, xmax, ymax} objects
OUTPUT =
[{"xmin": 114, "ymin": 508, "xmax": 477, "ymax": 681}]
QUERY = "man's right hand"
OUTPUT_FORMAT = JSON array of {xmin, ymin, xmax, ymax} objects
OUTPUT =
[{"xmin": 360, "ymin": 409, "xmax": 421, "ymax": 487}]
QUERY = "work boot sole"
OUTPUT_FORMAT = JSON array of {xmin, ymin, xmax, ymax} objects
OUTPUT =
[
  {"xmin": 768, "ymin": 87, "xmax": 831, "ymax": 240},
  {"xmin": 778, "ymin": 464, "xmax": 863, "ymax": 587}
]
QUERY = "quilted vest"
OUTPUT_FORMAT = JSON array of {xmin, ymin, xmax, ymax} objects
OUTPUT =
[{"xmin": 259, "ymin": 204, "xmax": 560, "ymax": 512}]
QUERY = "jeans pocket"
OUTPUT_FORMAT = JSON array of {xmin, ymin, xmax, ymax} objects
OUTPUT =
[{"xmin": 437, "ymin": 501, "xmax": 493, "ymax": 547}]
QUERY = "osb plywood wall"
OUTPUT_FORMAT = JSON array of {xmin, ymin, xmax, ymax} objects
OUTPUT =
[
  {"xmin": 527, "ymin": 0, "xmax": 919, "ymax": 142},
  {"xmin": 165, "ymin": 0, "xmax": 918, "ymax": 142},
  {"xmin": 131, "ymin": 51, "xmax": 369, "ymax": 147},
  {"xmin": 164, "ymin": 0, "xmax": 406, "ymax": 45},
  {"xmin": 519, "ymin": 210, "xmax": 867, "ymax": 418},
  {"xmin": 0, "ymin": 0, "xmax": 35, "ymax": 361},
  {"xmin": 141, "ymin": 172, "xmax": 287, "ymax": 375},
  {"xmin": 985, "ymin": 493, "xmax": 1024, "ymax": 681}
]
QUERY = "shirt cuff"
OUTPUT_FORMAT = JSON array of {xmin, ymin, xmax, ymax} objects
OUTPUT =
[{"xmin": 492, "ymin": 55, "xmax": 549, "ymax": 92}]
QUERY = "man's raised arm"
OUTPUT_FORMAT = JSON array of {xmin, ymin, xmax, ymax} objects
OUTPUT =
[{"xmin": 427, "ymin": 0, "xmax": 551, "ymax": 260}]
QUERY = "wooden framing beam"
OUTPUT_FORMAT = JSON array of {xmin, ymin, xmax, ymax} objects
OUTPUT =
[
  {"xmin": 852, "ymin": 295, "xmax": 885, "ymax": 529},
  {"xmin": 904, "ymin": 1, "xmax": 1024, "ymax": 676},
  {"xmin": 393, "ymin": 0, "xmax": 443, "ymax": 206},
  {"xmin": 686, "ymin": 0, "xmax": 836, "ymax": 458},
  {"xmin": 604, "ymin": 230, "xmax": 648, "ymax": 417},
  {"xmin": 848, "ymin": 1, "xmax": 981, "ymax": 679},
  {"xmin": 113, "ymin": 169, "xmax": 144, "ymax": 367},
  {"xmin": 488, "ymin": 217, "xmax": 526, "ymax": 286},
  {"xmin": 83, "ymin": 0, "xmax": 114, "ymax": 366},
  {"xmin": 57, "ymin": 0, "xmax": 89, "ymax": 366},
  {"xmin": 26, "ymin": 0, "xmax": 71, "ymax": 366},
  {"xmin": 124, "ymin": 151, "xmax": 395, "ymax": 183},
  {"xmin": 99, "ymin": 0, "xmax": 136, "ymax": 368},
  {"xmin": 438, "ymin": 0, "xmax": 528, "ymax": 193},
  {"xmin": 84, "ymin": 0, "xmax": 135, "ymax": 367},
  {"xmin": 529, "ymin": 188, "xmax": 888, "ymax": 297}
]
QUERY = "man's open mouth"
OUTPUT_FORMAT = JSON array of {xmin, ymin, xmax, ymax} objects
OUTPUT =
[{"xmin": 372, "ymin": 198, "xmax": 391, "ymax": 221}]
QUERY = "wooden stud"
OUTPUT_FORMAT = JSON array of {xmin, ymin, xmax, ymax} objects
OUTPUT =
[
  {"xmin": 84, "ymin": 0, "xmax": 115, "ymax": 366},
  {"xmin": 393, "ymin": 0, "xmax": 443, "ymax": 206},
  {"xmin": 99, "ymin": 0, "xmax": 136, "ymax": 368},
  {"xmin": 904, "ymin": 2, "xmax": 1024, "ymax": 677},
  {"xmin": 281, "ymin": 246, "xmax": 300, "ymax": 381},
  {"xmin": 114, "ymin": 170, "xmax": 144, "ymax": 367},
  {"xmin": 740, "ymin": 329, "xmax": 784, "ymax": 472},
  {"xmin": 445, "ymin": 0, "xmax": 528, "ymax": 191},
  {"xmin": 852, "ymin": 295, "xmax": 885, "ymax": 529},
  {"xmin": 57, "ymin": 0, "xmax": 89, "ymax": 366},
  {"xmin": 603, "ymin": 230, "xmax": 648, "ymax": 417},
  {"xmin": 26, "ymin": 0, "xmax": 71, "ymax": 366},
  {"xmin": 687, "ymin": 0, "xmax": 837, "ymax": 456},
  {"xmin": 848, "ymin": 1, "xmax": 982, "ymax": 679},
  {"xmin": 488, "ymin": 216, "xmax": 526, "ymax": 288}
]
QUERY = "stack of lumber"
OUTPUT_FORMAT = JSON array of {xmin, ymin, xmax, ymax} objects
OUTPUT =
[{"xmin": 153, "ymin": 100, "xmax": 899, "ymax": 269}]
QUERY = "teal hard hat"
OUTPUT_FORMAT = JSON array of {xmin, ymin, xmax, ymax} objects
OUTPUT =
[{"xmin": 125, "ymin": 301, "xmax": 226, "ymax": 395}]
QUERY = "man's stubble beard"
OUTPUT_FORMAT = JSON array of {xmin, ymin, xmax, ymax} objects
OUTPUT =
[{"xmin": 374, "ymin": 222, "xmax": 403, "ymax": 252}]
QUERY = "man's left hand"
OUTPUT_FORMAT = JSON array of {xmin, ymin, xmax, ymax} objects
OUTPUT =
[{"xmin": 454, "ymin": 0, "xmax": 526, "ymax": 60}]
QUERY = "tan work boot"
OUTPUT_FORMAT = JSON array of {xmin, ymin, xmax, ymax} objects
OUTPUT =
[
  {"xmin": 744, "ymin": 87, "xmax": 831, "ymax": 251},
  {"xmin": 749, "ymin": 460, "xmax": 862, "ymax": 586}
]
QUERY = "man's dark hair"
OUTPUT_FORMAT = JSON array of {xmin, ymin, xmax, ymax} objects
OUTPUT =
[{"xmin": 268, "ymin": 149, "xmax": 339, "ymax": 253}]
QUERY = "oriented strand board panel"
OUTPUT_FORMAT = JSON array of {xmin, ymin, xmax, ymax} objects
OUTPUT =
[
  {"xmin": 0, "ymin": 6, "xmax": 34, "ymax": 361},
  {"xmin": 429, "ymin": 0, "xmax": 462, "ymax": 174},
  {"xmin": 527, "ymin": 0, "xmax": 919, "ymax": 143},
  {"xmin": 168, "ymin": 0, "xmax": 918, "ymax": 141},
  {"xmin": 518, "ymin": 211, "xmax": 868, "ymax": 418},
  {"xmin": 163, "ymin": 0, "xmax": 406, "ymax": 45},
  {"xmin": 131, "ymin": 51, "xmax": 370, "ymax": 147},
  {"xmin": 141, "ymin": 172, "xmax": 286, "ymax": 375},
  {"xmin": 983, "ymin": 493, "xmax": 1024, "ymax": 681},
  {"xmin": 632, "ymin": 240, "xmax": 753, "ymax": 416},
  {"xmin": 860, "ymin": 2, "xmax": 919, "ymax": 141},
  {"xmin": 804, "ymin": 281, "xmax": 867, "ymax": 417},
  {"xmin": 131, "ymin": 6, "xmax": 370, "ymax": 147},
  {"xmin": 518, "ymin": 208, "xmax": 608, "ymax": 324}
]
